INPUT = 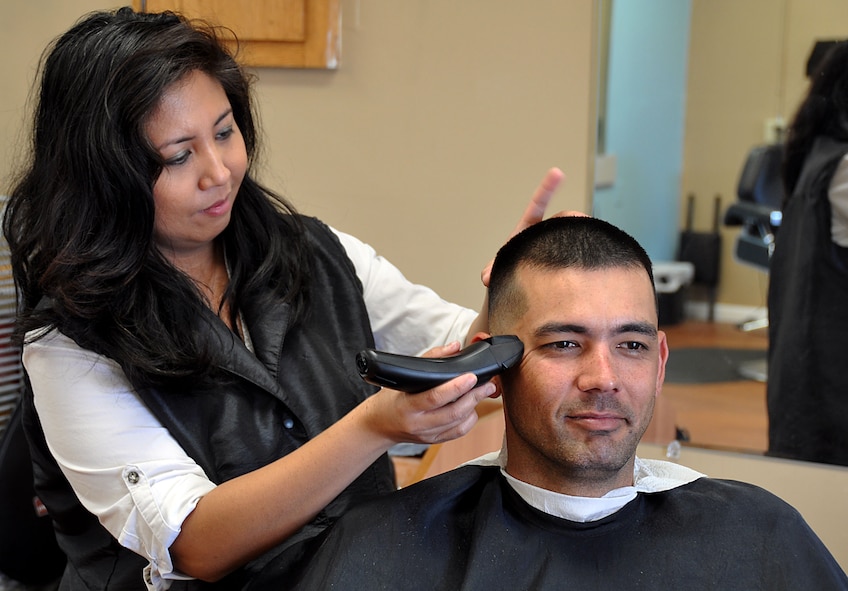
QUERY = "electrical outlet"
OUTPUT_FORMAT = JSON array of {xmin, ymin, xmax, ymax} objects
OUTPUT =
[
  {"xmin": 764, "ymin": 117, "xmax": 786, "ymax": 144},
  {"xmin": 594, "ymin": 153, "xmax": 617, "ymax": 189}
]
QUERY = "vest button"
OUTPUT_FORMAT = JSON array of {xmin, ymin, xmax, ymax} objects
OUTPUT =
[{"xmin": 283, "ymin": 418, "xmax": 295, "ymax": 429}]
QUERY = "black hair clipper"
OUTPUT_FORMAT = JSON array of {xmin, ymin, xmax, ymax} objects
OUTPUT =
[{"xmin": 356, "ymin": 335, "xmax": 524, "ymax": 393}]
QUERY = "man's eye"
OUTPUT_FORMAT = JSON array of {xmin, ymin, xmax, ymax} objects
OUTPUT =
[
  {"xmin": 620, "ymin": 341, "xmax": 647, "ymax": 351},
  {"xmin": 546, "ymin": 341, "xmax": 577, "ymax": 350}
]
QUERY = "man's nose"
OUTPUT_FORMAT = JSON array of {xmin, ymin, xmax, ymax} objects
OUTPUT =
[{"xmin": 575, "ymin": 346, "xmax": 619, "ymax": 393}]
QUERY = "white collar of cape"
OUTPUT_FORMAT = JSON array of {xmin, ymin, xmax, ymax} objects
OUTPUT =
[{"xmin": 465, "ymin": 448, "xmax": 705, "ymax": 523}]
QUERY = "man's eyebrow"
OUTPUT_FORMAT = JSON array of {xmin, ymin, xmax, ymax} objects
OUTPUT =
[
  {"xmin": 533, "ymin": 321, "xmax": 657, "ymax": 339},
  {"xmin": 618, "ymin": 322, "xmax": 658, "ymax": 338},
  {"xmin": 534, "ymin": 323, "xmax": 587, "ymax": 338}
]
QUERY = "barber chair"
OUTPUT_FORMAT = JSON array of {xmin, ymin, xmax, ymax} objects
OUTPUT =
[
  {"xmin": 724, "ymin": 143, "xmax": 784, "ymax": 271},
  {"xmin": 722, "ymin": 143, "xmax": 784, "ymax": 380}
]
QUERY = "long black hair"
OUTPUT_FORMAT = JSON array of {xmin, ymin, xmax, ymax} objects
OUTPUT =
[
  {"xmin": 783, "ymin": 41, "xmax": 848, "ymax": 197},
  {"xmin": 3, "ymin": 7, "xmax": 310, "ymax": 389}
]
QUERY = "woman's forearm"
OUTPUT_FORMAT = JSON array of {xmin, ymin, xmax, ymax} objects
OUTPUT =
[{"xmin": 170, "ymin": 374, "xmax": 493, "ymax": 581}]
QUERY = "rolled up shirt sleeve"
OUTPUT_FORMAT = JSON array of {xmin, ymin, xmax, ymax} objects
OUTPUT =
[
  {"xmin": 331, "ymin": 227, "xmax": 478, "ymax": 355},
  {"xmin": 23, "ymin": 328, "xmax": 215, "ymax": 586},
  {"xmin": 829, "ymin": 154, "xmax": 848, "ymax": 247}
]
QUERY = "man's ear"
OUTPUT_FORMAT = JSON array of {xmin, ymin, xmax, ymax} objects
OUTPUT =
[
  {"xmin": 655, "ymin": 330, "xmax": 670, "ymax": 396},
  {"xmin": 470, "ymin": 331, "xmax": 492, "ymax": 345},
  {"xmin": 488, "ymin": 375, "xmax": 503, "ymax": 399}
]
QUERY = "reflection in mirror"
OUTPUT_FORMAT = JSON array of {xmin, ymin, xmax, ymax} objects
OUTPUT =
[{"xmin": 594, "ymin": 0, "xmax": 848, "ymax": 467}]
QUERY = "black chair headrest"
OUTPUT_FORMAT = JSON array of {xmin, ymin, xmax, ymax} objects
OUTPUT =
[{"xmin": 736, "ymin": 143, "xmax": 784, "ymax": 209}]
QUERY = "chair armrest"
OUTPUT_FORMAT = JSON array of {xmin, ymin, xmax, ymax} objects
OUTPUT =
[{"xmin": 723, "ymin": 202, "xmax": 782, "ymax": 229}]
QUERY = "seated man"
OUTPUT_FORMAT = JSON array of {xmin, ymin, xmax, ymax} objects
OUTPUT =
[{"xmin": 278, "ymin": 216, "xmax": 848, "ymax": 589}]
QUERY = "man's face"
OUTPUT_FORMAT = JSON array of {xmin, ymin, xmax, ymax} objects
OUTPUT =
[{"xmin": 497, "ymin": 264, "xmax": 668, "ymax": 497}]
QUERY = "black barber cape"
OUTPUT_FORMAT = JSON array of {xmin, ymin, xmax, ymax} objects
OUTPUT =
[{"xmin": 263, "ymin": 465, "xmax": 848, "ymax": 590}]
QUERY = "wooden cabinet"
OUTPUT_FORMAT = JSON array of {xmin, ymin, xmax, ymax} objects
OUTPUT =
[{"xmin": 132, "ymin": 0, "xmax": 340, "ymax": 69}]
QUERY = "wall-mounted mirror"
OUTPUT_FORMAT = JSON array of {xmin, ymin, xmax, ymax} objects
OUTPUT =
[{"xmin": 594, "ymin": 0, "xmax": 848, "ymax": 467}]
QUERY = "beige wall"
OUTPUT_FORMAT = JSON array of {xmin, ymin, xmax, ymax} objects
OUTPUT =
[
  {"xmin": 0, "ymin": 1, "xmax": 111, "ymax": 181},
  {"xmin": 254, "ymin": 0, "xmax": 596, "ymax": 308},
  {"xmin": 682, "ymin": 0, "xmax": 848, "ymax": 307},
  {"xmin": 0, "ymin": 0, "xmax": 596, "ymax": 310}
]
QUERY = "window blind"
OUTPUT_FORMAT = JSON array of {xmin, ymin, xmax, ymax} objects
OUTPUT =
[{"xmin": 0, "ymin": 202, "xmax": 23, "ymax": 437}]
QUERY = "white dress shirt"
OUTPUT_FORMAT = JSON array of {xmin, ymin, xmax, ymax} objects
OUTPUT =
[{"xmin": 828, "ymin": 153, "xmax": 848, "ymax": 247}]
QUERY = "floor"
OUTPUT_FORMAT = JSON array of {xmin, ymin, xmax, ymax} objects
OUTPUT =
[{"xmin": 652, "ymin": 320, "xmax": 769, "ymax": 455}]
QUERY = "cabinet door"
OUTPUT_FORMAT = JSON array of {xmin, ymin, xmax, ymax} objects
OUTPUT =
[{"xmin": 133, "ymin": 0, "xmax": 340, "ymax": 68}]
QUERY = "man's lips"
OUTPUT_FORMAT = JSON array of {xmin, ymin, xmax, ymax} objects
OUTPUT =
[{"xmin": 566, "ymin": 413, "xmax": 627, "ymax": 431}]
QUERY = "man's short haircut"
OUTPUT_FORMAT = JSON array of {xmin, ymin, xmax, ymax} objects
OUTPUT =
[{"xmin": 488, "ymin": 216, "xmax": 656, "ymax": 333}]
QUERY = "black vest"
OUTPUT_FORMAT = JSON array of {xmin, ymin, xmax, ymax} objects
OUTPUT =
[
  {"xmin": 767, "ymin": 136, "xmax": 848, "ymax": 466},
  {"xmin": 23, "ymin": 217, "xmax": 395, "ymax": 589}
]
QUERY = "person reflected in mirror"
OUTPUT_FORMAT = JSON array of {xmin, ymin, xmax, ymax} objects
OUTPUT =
[
  {"xmin": 768, "ymin": 39, "xmax": 848, "ymax": 466},
  {"xmin": 283, "ymin": 216, "xmax": 848, "ymax": 590}
]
